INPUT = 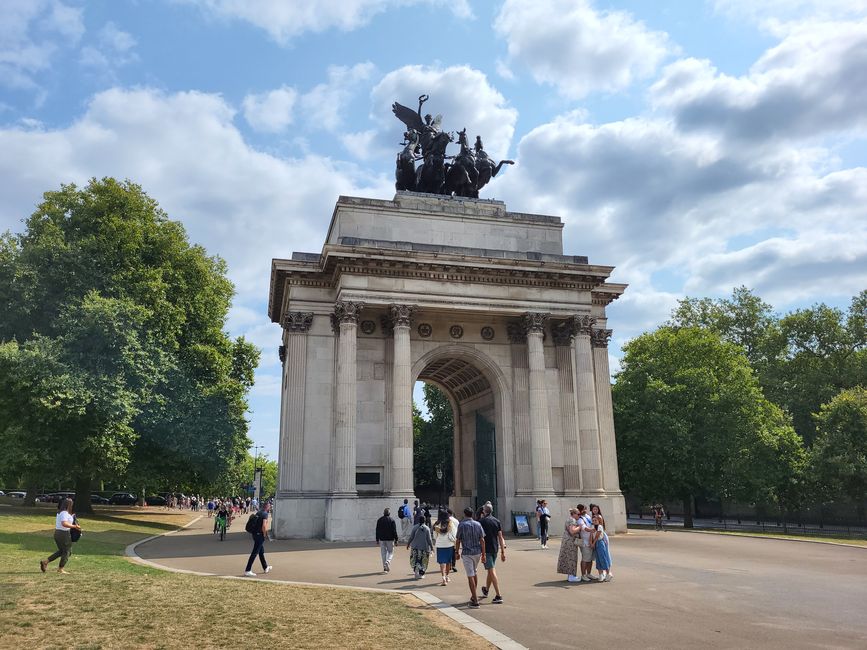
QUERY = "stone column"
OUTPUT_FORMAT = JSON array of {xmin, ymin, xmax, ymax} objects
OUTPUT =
[
  {"xmin": 331, "ymin": 301, "xmax": 363, "ymax": 496},
  {"xmin": 574, "ymin": 316, "xmax": 604, "ymax": 492},
  {"xmin": 552, "ymin": 319, "xmax": 581, "ymax": 494},
  {"xmin": 388, "ymin": 304, "xmax": 416, "ymax": 497},
  {"xmin": 523, "ymin": 312, "xmax": 554, "ymax": 494},
  {"xmin": 507, "ymin": 323, "xmax": 532, "ymax": 494},
  {"xmin": 593, "ymin": 328, "xmax": 621, "ymax": 492},
  {"xmin": 278, "ymin": 312, "xmax": 313, "ymax": 492}
]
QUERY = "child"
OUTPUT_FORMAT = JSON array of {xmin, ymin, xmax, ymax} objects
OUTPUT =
[{"xmin": 591, "ymin": 515, "xmax": 613, "ymax": 582}]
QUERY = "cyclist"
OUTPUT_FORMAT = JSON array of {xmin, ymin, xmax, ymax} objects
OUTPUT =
[{"xmin": 214, "ymin": 501, "xmax": 230, "ymax": 535}]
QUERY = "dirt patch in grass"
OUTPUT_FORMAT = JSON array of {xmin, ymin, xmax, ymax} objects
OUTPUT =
[{"xmin": 0, "ymin": 508, "xmax": 492, "ymax": 649}]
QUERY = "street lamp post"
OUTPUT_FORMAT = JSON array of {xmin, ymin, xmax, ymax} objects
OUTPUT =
[
  {"xmin": 252, "ymin": 445, "xmax": 264, "ymax": 501},
  {"xmin": 436, "ymin": 464, "xmax": 443, "ymax": 509}
]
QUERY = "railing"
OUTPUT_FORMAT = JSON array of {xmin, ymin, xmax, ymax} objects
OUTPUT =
[{"xmin": 627, "ymin": 515, "xmax": 867, "ymax": 539}]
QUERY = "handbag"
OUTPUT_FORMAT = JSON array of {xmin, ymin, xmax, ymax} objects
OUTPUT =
[{"xmin": 70, "ymin": 515, "xmax": 82, "ymax": 543}]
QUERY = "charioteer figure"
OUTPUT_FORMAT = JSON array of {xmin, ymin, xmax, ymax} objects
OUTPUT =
[{"xmin": 391, "ymin": 94, "xmax": 513, "ymax": 197}]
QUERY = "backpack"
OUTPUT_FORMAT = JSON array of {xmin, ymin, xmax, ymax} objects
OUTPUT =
[
  {"xmin": 398, "ymin": 505, "xmax": 406, "ymax": 519},
  {"xmin": 245, "ymin": 512, "xmax": 262, "ymax": 534}
]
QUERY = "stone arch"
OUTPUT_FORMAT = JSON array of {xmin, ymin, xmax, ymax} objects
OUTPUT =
[{"xmin": 411, "ymin": 344, "xmax": 515, "ymax": 511}]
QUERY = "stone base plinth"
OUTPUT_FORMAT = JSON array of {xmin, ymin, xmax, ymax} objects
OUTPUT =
[{"xmin": 273, "ymin": 491, "xmax": 626, "ymax": 541}]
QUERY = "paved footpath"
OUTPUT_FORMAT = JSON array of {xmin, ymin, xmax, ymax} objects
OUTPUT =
[{"xmin": 136, "ymin": 516, "xmax": 867, "ymax": 649}]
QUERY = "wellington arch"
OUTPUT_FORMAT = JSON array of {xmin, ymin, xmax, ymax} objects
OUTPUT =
[{"xmin": 268, "ymin": 193, "xmax": 627, "ymax": 541}]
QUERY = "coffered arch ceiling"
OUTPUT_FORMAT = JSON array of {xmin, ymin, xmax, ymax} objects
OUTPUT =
[{"xmin": 417, "ymin": 357, "xmax": 491, "ymax": 403}]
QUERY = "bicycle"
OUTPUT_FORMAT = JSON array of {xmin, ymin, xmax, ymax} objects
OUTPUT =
[{"xmin": 215, "ymin": 514, "xmax": 228, "ymax": 541}]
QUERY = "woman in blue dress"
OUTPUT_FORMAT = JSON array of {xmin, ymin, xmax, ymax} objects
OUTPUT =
[{"xmin": 591, "ymin": 514, "xmax": 612, "ymax": 582}]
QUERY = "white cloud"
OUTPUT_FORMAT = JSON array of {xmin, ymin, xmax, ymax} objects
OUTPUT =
[
  {"xmin": 493, "ymin": 0, "xmax": 672, "ymax": 99},
  {"xmin": 495, "ymin": 103, "xmax": 866, "ymax": 319},
  {"xmin": 300, "ymin": 62, "xmax": 376, "ymax": 132},
  {"xmin": 651, "ymin": 21, "xmax": 867, "ymax": 142},
  {"xmin": 713, "ymin": 0, "xmax": 867, "ymax": 27},
  {"xmin": 370, "ymin": 65, "xmax": 518, "ymax": 162},
  {"xmin": 0, "ymin": 87, "xmax": 392, "ymax": 303},
  {"xmin": 0, "ymin": 0, "xmax": 83, "ymax": 92},
  {"xmin": 242, "ymin": 85, "xmax": 298, "ymax": 132},
  {"xmin": 181, "ymin": 0, "xmax": 473, "ymax": 43},
  {"xmin": 242, "ymin": 63, "xmax": 374, "ymax": 134},
  {"xmin": 80, "ymin": 22, "xmax": 138, "ymax": 76}
]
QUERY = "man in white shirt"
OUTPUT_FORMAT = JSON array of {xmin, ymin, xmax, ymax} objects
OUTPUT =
[{"xmin": 576, "ymin": 503, "xmax": 596, "ymax": 582}]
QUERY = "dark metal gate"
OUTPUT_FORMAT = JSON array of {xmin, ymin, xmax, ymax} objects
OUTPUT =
[{"xmin": 474, "ymin": 411, "xmax": 497, "ymax": 508}]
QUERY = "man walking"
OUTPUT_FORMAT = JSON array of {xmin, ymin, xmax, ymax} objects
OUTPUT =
[
  {"xmin": 455, "ymin": 506, "xmax": 486, "ymax": 608},
  {"xmin": 399, "ymin": 498, "xmax": 412, "ymax": 542},
  {"xmin": 376, "ymin": 507, "xmax": 399, "ymax": 573},
  {"xmin": 576, "ymin": 503, "xmax": 596, "ymax": 581},
  {"xmin": 479, "ymin": 504, "xmax": 506, "ymax": 604},
  {"xmin": 243, "ymin": 502, "xmax": 273, "ymax": 577}
]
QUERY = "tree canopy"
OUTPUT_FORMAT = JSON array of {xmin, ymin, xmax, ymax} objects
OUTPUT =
[
  {"xmin": 812, "ymin": 387, "xmax": 867, "ymax": 520},
  {"xmin": 0, "ymin": 178, "xmax": 258, "ymax": 509},
  {"xmin": 613, "ymin": 326, "xmax": 805, "ymax": 526}
]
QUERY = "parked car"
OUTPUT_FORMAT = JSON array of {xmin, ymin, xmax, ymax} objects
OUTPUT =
[
  {"xmin": 0, "ymin": 490, "xmax": 5, "ymax": 496},
  {"xmin": 145, "ymin": 495, "xmax": 166, "ymax": 506},
  {"xmin": 44, "ymin": 491, "xmax": 76, "ymax": 503},
  {"xmin": 90, "ymin": 494, "xmax": 110, "ymax": 505},
  {"xmin": 108, "ymin": 492, "xmax": 137, "ymax": 505},
  {"xmin": 7, "ymin": 491, "xmax": 26, "ymax": 499}
]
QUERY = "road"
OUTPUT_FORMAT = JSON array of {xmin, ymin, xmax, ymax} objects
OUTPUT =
[{"xmin": 136, "ymin": 515, "xmax": 867, "ymax": 649}]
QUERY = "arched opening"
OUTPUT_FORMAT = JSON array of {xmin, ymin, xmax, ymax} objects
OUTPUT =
[{"xmin": 411, "ymin": 346, "xmax": 511, "ymax": 513}]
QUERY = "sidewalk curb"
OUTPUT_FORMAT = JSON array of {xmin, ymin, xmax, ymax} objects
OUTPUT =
[
  {"xmin": 126, "ymin": 517, "xmax": 527, "ymax": 650},
  {"xmin": 628, "ymin": 524, "xmax": 867, "ymax": 550}
]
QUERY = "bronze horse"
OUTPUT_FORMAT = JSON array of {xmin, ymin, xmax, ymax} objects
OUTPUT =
[
  {"xmin": 445, "ymin": 129, "xmax": 479, "ymax": 198},
  {"xmin": 474, "ymin": 135, "xmax": 514, "ymax": 194}
]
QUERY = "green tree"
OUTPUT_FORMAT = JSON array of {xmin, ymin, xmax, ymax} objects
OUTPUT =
[
  {"xmin": 764, "ymin": 295, "xmax": 867, "ymax": 446},
  {"xmin": 613, "ymin": 327, "xmax": 805, "ymax": 527},
  {"xmin": 812, "ymin": 387, "xmax": 867, "ymax": 522},
  {"xmin": 413, "ymin": 384, "xmax": 455, "ymax": 501},
  {"xmin": 0, "ymin": 178, "xmax": 257, "ymax": 511},
  {"xmin": 669, "ymin": 286, "xmax": 780, "ymax": 369}
]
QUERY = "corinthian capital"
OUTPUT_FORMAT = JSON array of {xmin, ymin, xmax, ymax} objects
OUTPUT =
[
  {"xmin": 551, "ymin": 320, "xmax": 576, "ymax": 347},
  {"xmin": 282, "ymin": 311, "xmax": 314, "ymax": 333},
  {"xmin": 521, "ymin": 312, "xmax": 549, "ymax": 335},
  {"xmin": 573, "ymin": 315, "xmax": 596, "ymax": 336},
  {"xmin": 388, "ymin": 304, "xmax": 416, "ymax": 328},
  {"xmin": 333, "ymin": 301, "xmax": 364, "ymax": 325},
  {"xmin": 591, "ymin": 328, "xmax": 613, "ymax": 348}
]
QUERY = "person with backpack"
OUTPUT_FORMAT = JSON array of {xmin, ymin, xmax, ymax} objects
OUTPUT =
[
  {"xmin": 243, "ymin": 502, "xmax": 272, "ymax": 577},
  {"xmin": 398, "ymin": 498, "xmax": 412, "ymax": 542}
]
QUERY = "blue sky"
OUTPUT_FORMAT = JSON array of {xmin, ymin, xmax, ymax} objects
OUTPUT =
[{"xmin": 2, "ymin": 0, "xmax": 866, "ymax": 460}]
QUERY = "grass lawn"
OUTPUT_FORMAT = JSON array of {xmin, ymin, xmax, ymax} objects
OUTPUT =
[
  {"xmin": 701, "ymin": 529, "xmax": 867, "ymax": 547},
  {"xmin": 0, "ymin": 504, "xmax": 491, "ymax": 649}
]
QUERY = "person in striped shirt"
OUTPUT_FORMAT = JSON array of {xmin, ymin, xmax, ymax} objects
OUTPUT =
[{"xmin": 455, "ymin": 507, "xmax": 487, "ymax": 608}]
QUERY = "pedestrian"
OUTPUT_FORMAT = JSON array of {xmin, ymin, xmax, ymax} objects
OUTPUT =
[
  {"xmin": 455, "ymin": 506, "xmax": 486, "ymax": 608},
  {"xmin": 654, "ymin": 504, "xmax": 665, "ymax": 531},
  {"xmin": 479, "ymin": 504, "xmax": 506, "ymax": 604},
  {"xmin": 423, "ymin": 503, "xmax": 432, "ymax": 528},
  {"xmin": 591, "ymin": 514, "xmax": 613, "ymax": 581},
  {"xmin": 590, "ymin": 503, "xmax": 606, "ymax": 529},
  {"xmin": 207, "ymin": 499, "xmax": 215, "ymax": 517},
  {"xmin": 40, "ymin": 498, "xmax": 81, "ymax": 575},
  {"xmin": 243, "ymin": 502, "xmax": 273, "ymax": 577},
  {"xmin": 406, "ymin": 513, "xmax": 434, "ymax": 579},
  {"xmin": 413, "ymin": 499, "xmax": 424, "ymax": 525},
  {"xmin": 556, "ymin": 507, "xmax": 582, "ymax": 582},
  {"xmin": 375, "ymin": 507, "xmax": 399, "ymax": 573},
  {"xmin": 433, "ymin": 511, "xmax": 456, "ymax": 585},
  {"xmin": 447, "ymin": 508, "xmax": 460, "ymax": 574},
  {"xmin": 398, "ymin": 498, "xmax": 412, "ymax": 542},
  {"xmin": 576, "ymin": 504, "xmax": 597, "ymax": 581},
  {"xmin": 538, "ymin": 499, "xmax": 551, "ymax": 549}
]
